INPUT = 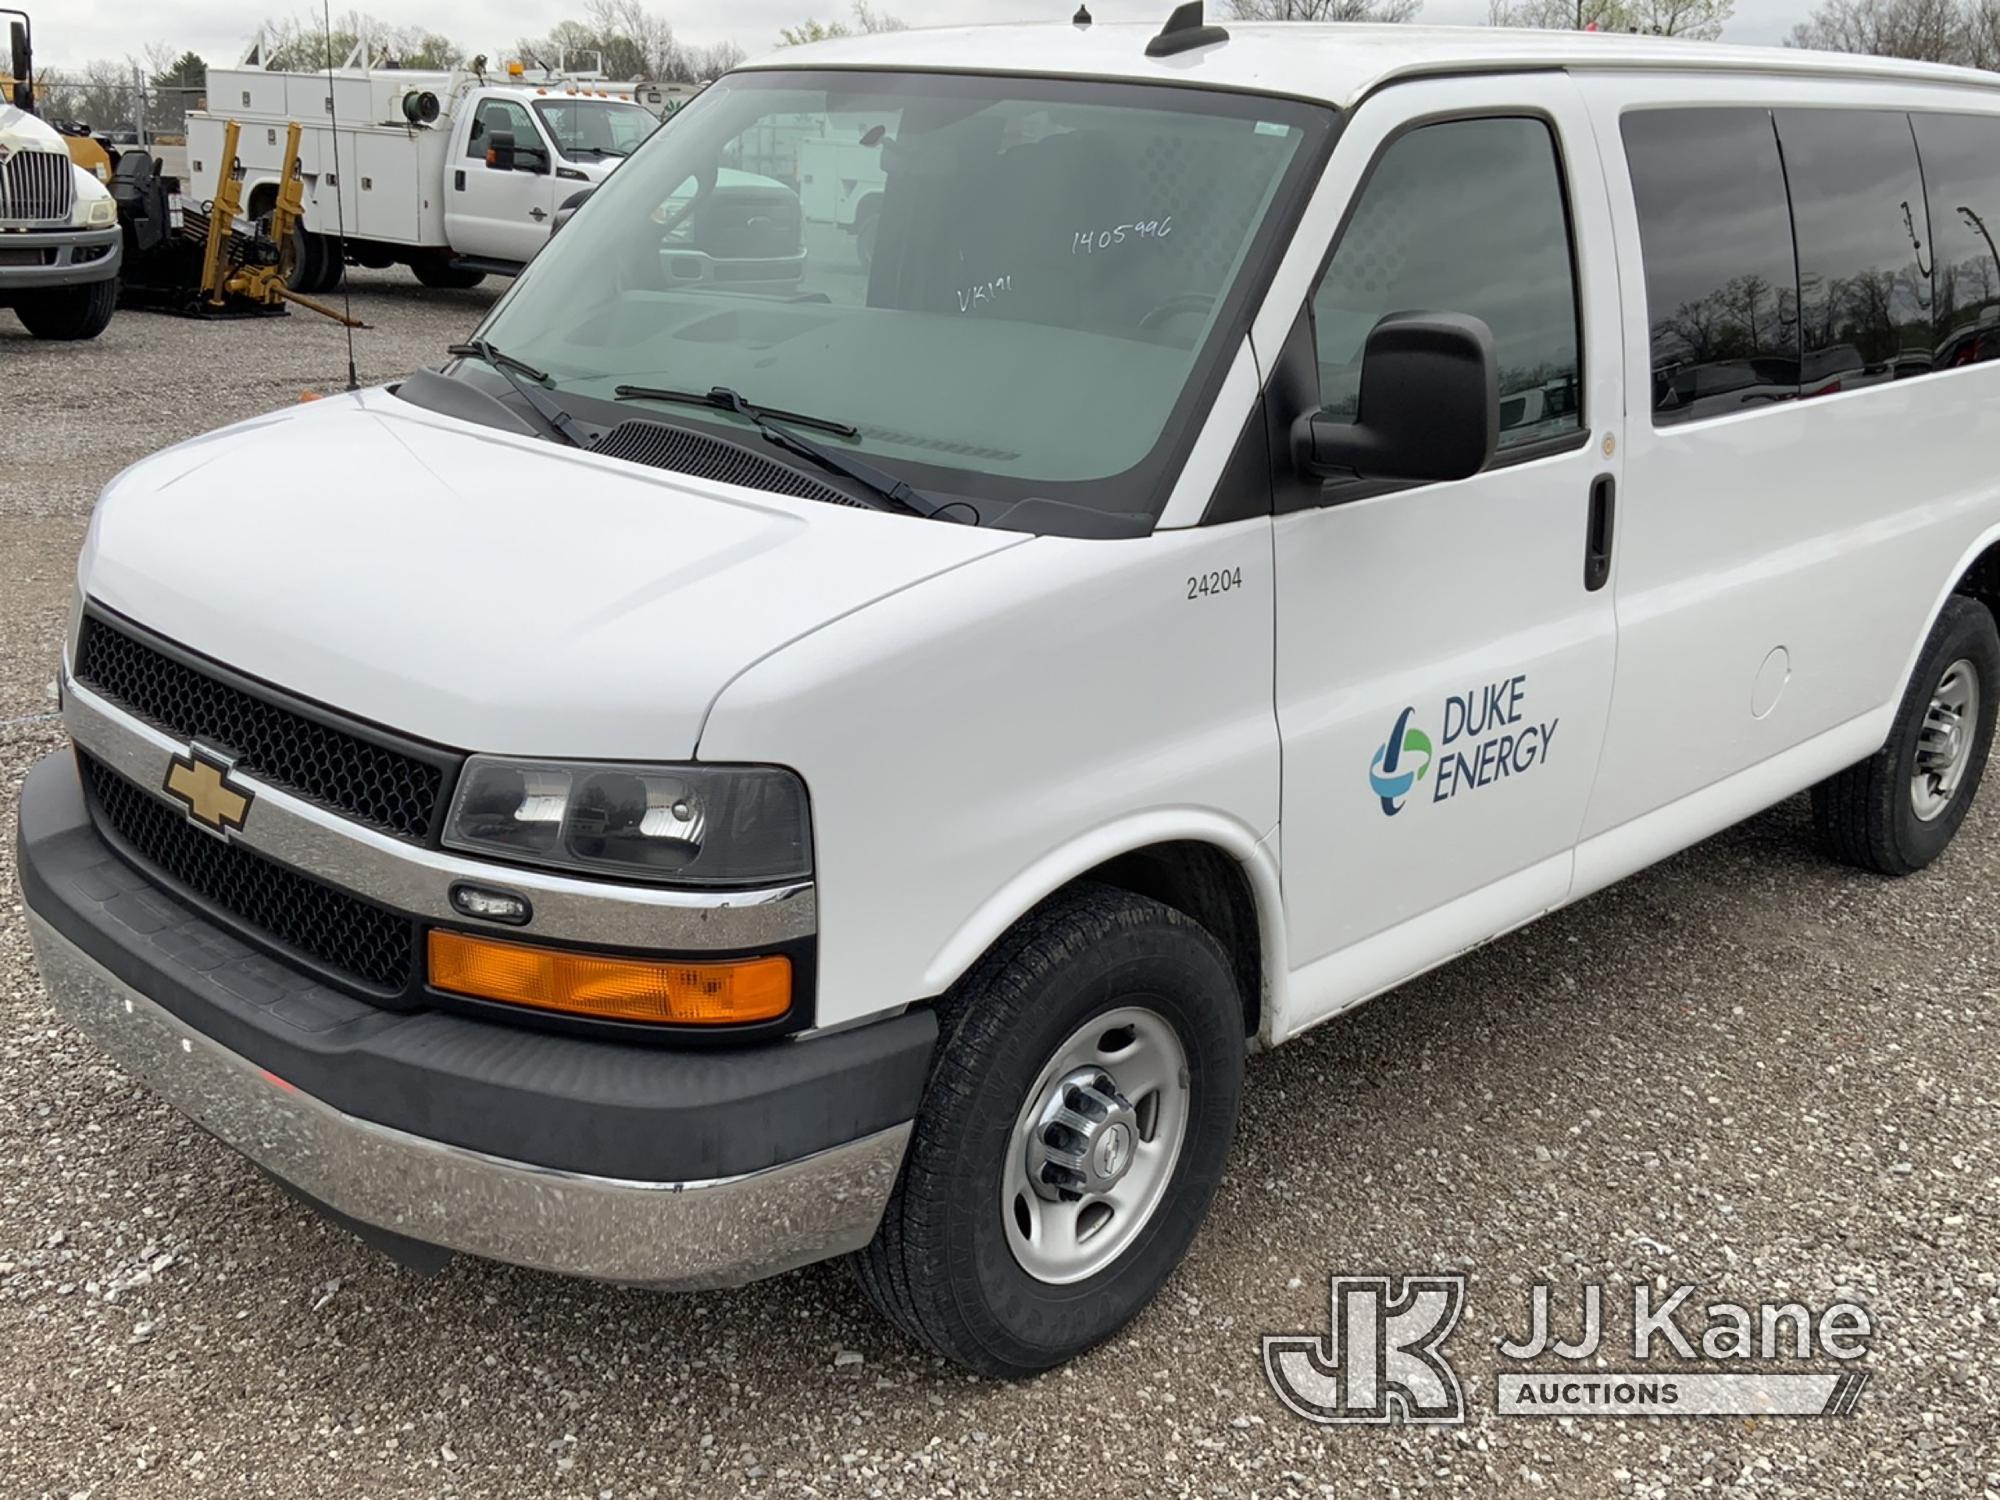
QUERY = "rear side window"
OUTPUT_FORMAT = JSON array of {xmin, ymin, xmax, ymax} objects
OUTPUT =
[
  {"xmin": 1622, "ymin": 109, "xmax": 1801, "ymax": 426},
  {"xmin": 1911, "ymin": 112, "xmax": 2000, "ymax": 367},
  {"xmin": 1775, "ymin": 108, "xmax": 1934, "ymax": 391},
  {"xmin": 1311, "ymin": 116, "xmax": 1582, "ymax": 453}
]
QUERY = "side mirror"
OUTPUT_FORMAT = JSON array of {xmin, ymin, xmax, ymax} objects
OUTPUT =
[
  {"xmin": 485, "ymin": 129, "xmax": 516, "ymax": 171},
  {"xmin": 1293, "ymin": 311, "xmax": 1499, "ymax": 484},
  {"xmin": 516, "ymin": 146, "xmax": 549, "ymax": 175},
  {"xmin": 551, "ymin": 186, "xmax": 595, "ymax": 236},
  {"xmin": 8, "ymin": 20, "xmax": 30, "ymax": 112}
]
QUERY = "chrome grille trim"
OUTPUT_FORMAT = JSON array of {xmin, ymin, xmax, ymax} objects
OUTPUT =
[
  {"xmin": 0, "ymin": 148, "xmax": 74, "ymax": 227},
  {"xmin": 62, "ymin": 671, "xmax": 818, "ymax": 951}
]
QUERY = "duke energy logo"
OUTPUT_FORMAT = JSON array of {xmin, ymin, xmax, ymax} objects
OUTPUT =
[
  {"xmin": 1369, "ymin": 676, "xmax": 1561, "ymax": 817},
  {"xmin": 1369, "ymin": 706, "xmax": 1434, "ymax": 816}
]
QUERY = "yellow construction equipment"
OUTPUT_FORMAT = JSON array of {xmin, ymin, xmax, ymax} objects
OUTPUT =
[{"xmin": 197, "ymin": 120, "xmax": 362, "ymax": 325}]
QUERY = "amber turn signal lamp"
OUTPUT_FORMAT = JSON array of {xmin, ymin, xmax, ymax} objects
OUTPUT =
[{"xmin": 428, "ymin": 931, "xmax": 791, "ymax": 1025}]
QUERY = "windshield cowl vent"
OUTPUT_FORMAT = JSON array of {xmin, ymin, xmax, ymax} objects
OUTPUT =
[
  {"xmin": 1146, "ymin": 1, "xmax": 1229, "ymax": 57},
  {"xmin": 592, "ymin": 419, "xmax": 868, "ymax": 509}
]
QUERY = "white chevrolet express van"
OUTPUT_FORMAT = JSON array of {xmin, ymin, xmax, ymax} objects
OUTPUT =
[{"xmin": 20, "ymin": 12, "xmax": 2000, "ymax": 1375}]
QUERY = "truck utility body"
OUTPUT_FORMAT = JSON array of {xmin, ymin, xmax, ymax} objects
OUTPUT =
[
  {"xmin": 187, "ymin": 62, "xmax": 662, "ymax": 280},
  {"xmin": 21, "ymin": 15, "xmax": 2000, "ymax": 1377}
]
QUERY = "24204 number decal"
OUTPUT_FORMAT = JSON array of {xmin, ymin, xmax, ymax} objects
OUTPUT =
[{"xmin": 1187, "ymin": 567, "xmax": 1244, "ymax": 601}]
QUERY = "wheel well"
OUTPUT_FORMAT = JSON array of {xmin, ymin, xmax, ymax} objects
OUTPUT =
[
  {"xmin": 1081, "ymin": 841, "xmax": 1263, "ymax": 1038},
  {"xmin": 1958, "ymin": 540, "xmax": 2000, "ymax": 619},
  {"xmin": 245, "ymin": 182, "xmax": 278, "ymax": 219}
]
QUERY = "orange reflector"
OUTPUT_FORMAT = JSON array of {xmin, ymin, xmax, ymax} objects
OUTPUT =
[{"xmin": 428, "ymin": 931, "xmax": 791, "ymax": 1025}]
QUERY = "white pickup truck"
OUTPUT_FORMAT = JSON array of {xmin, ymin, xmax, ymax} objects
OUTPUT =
[{"xmin": 186, "ymin": 63, "xmax": 664, "ymax": 289}]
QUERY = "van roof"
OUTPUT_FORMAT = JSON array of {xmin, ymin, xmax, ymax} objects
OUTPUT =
[{"xmin": 739, "ymin": 21, "xmax": 2000, "ymax": 108}]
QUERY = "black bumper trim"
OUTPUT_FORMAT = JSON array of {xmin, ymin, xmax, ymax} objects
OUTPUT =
[{"xmin": 18, "ymin": 750, "xmax": 935, "ymax": 1183}]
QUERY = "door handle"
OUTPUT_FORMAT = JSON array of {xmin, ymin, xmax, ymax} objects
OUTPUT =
[
  {"xmin": 1584, "ymin": 474, "xmax": 1616, "ymax": 593},
  {"xmin": 529, "ymin": 207, "xmax": 548, "ymax": 222},
  {"xmin": 454, "ymin": 169, "xmax": 465, "ymax": 191}
]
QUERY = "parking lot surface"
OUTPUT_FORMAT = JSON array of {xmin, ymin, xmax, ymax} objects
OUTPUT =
[{"xmin": 2, "ymin": 271, "xmax": 1996, "ymax": 1498}]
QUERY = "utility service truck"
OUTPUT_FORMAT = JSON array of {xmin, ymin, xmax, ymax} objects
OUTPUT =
[{"xmin": 187, "ymin": 57, "xmax": 662, "ymax": 290}]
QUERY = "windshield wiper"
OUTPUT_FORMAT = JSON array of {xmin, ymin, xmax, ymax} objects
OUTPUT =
[
  {"xmin": 614, "ymin": 385, "xmax": 976, "ymax": 525},
  {"xmin": 615, "ymin": 383, "xmax": 857, "ymax": 437},
  {"xmin": 447, "ymin": 339, "xmax": 588, "ymax": 448}
]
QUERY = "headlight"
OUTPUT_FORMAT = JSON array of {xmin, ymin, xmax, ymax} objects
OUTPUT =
[
  {"xmin": 443, "ymin": 757, "xmax": 812, "ymax": 886},
  {"xmin": 84, "ymin": 196, "xmax": 117, "ymax": 228}
]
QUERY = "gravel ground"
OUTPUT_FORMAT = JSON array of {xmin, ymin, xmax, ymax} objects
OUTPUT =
[{"xmin": 2, "ymin": 272, "xmax": 1997, "ymax": 1499}]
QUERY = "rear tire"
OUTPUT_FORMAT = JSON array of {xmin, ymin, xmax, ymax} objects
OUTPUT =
[
  {"xmin": 284, "ymin": 222, "xmax": 321, "ymax": 292},
  {"xmin": 412, "ymin": 258, "xmax": 487, "ymax": 290},
  {"xmin": 854, "ymin": 883, "xmax": 1245, "ymax": 1377},
  {"xmin": 307, "ymin": 235, "xmax": 345, "ymax": 294},
  {"xmin": 1813, "ymin": 594, "xmax": 1998, "ymax": 875},
  {"xmin": 14, "ymin": 277, "xmax": 118, "ymax": 340}
]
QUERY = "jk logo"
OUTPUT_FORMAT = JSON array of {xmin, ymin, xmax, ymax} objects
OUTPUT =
[{"xmin": 1262, "ymin": 1274, "xmax": 1467, "ymax": 1425}]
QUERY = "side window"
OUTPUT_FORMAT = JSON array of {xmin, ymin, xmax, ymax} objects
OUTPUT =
[
  {"xmin": 468, "ymin": 100, "xmax": 536, "ymax": 161},
  {"xmin": 1311, "ymin": 116, "xmax": 1582, "ymax": 454},
  {"xmin": 1911, "ymin": 112, "xmax": 2000, "ymax": 367},
  {"xmin": 1775, "ymin": 108, "xmax": 1933, "ymax": 390},
  {"xmin": 1622, "ymin": 108, "xmax": 1800, "ymax": 426}
]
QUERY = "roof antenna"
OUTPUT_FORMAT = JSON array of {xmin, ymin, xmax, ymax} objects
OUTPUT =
[
  {"xmin": 1073, "ymin": 4, "xmax": 1092, "ymax": 23},
  {"xmin": 322, "ymin": 0, "xmax": 359, "ymax": 390},
  {"xmin": 1146, "ymin": 2, "xmax": 1230, "ymax": 57}
]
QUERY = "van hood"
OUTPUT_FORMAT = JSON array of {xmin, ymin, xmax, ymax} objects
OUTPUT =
[{"xmin": 79, "ymin": 390, "xmax": 1027, "ymax": 758}]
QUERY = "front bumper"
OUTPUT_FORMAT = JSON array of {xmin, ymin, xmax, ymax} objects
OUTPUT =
[
  {"xmin": 19, "ymin": 751, "xmax": 934, "ymax": 1288},
  {"xmin": 0, "ymin": 224, "xmax": 122, "ymax": 290}
]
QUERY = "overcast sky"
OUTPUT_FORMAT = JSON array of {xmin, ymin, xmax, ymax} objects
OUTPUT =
[{"xmin": 44, "ymin": 0, "xmax": 1806, "ymax": 74}]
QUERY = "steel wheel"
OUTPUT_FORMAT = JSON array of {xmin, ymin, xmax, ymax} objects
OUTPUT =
[
  {"xmin": 1912, "ymin": 658, "xmax": 1980, "ymax": 822},
  {"xmin": 1002, "ymin": 1005, "xmax": 1189, "ymax": 1286}
]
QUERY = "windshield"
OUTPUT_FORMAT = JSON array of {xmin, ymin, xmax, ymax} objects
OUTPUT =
[
  {"xmin": 479, "ymin": 70, "xmax": 1332, "ymax": 531},
  {"xmin": 534, "ymin": 98, "xmax": 659, "ymax": 159}
]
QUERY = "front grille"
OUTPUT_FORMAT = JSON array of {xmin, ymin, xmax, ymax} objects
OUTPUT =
[
  {"xmin": 81, "ymin": 753, "xmax": 417, "ymax": 992},
  {"xmin": 0, "ymin": 148, "xmax": 74, "ymax": 226},
  {"xmin": 74, "ymin": 614, "xmax": 453, "ymax": 842},
  {"xmin": 592, "ymin": 419, "xmax": 866, "ymax": 508}
]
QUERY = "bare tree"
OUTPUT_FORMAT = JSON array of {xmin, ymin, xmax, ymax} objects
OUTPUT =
[
  {"xmin": 1487, "ymin": 0, "xmax": 1631, "ymax": 29},
  {"xmin": 253, "ymin": 12, "xmax": 464, "ymax": 70},
  {"xmin": 1787, "ymin": 0, "xmax": 1968, "ymax": 60},
  {"xmin": 1628, "ymin": 0, "xmax": 1734, "ymax": 36},
  {"xmin": 779, "ymin": 4, "xmax": 909, "ymax": 45},
  {"xmin": 1958, "ymin": 0, "xmax": 2000, "ymax": 59},
  {"xmin": 1227, "ymin": 0, "xmax": 1424, "ymax": 19},
  {"xmin": 517, "ymin": 2, "xmax": 739, "ymax": 83}
]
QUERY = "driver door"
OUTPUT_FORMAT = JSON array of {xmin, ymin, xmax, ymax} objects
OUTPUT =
[
  {"xmin": 1271, "ymin": 74, "xmax": 1624, "ymax": 1032},
  {"xmin": 447, "ymin": 95, "xmax": 558, "ymax": 263}
]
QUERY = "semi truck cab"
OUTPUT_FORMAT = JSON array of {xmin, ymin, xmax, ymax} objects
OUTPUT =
[{"xmin": 0, "ymin": 9, "xmax": 122, "ymax": 339}]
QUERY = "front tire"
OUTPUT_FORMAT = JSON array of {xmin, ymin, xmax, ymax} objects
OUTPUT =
[
  {"xmin": 14, "ymin": 277, "xmax": 118, "ymax": 340},
  {"xmin": 854, "ymin": 884, "xmax": 1245, "ymax": 1377},
  {"xmin": 1813, "ymin": 594, "xmax": 1998, "ymax": 875}
]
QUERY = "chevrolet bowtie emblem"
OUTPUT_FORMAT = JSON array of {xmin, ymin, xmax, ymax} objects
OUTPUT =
[{"xmin": 163, "ymin": 747, "xmax": 252, "ymax": 836}]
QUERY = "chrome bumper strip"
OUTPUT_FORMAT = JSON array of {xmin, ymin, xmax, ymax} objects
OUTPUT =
[
  {"xmin": 61, "ymin": 673, "xmax": 815, "ymax": 950},
  {"xmin": 28, "ymin": 913, "xmax": 903, "ymax": 1288}
]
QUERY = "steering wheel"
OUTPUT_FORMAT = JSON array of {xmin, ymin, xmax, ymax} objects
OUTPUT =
[{"xmin": 1138, "ymin": 292, "xmax": 1216, "ymax": 332}]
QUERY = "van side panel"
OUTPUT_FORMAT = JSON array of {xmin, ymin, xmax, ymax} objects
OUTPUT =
[{"xmin": 1575, "ymin": 73, "xmax": 2000, "ymax": 842}]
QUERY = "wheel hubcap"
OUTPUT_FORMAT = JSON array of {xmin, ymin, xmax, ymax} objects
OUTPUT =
[
  {"xmin": 1912, "ymin": 658, "xmax": 1980, "ymax": 823},
  {"xmin": 1003, "ymin": 1006, "xmax": 1189, "ymax": 1286}
]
